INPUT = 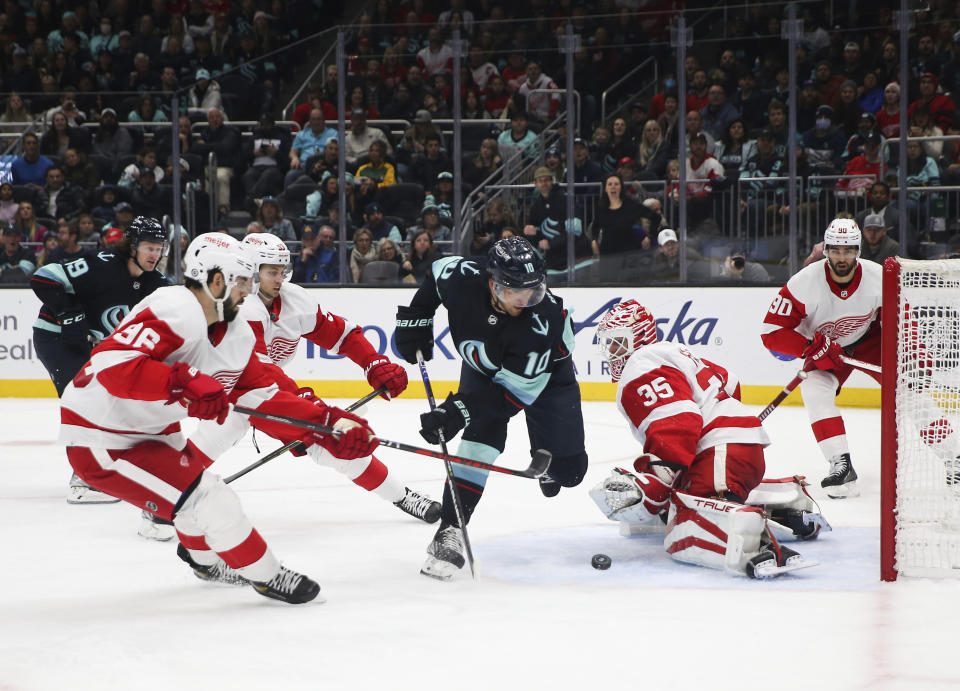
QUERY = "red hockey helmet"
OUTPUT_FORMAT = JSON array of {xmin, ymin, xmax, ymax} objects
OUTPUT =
[{"xmin": 595, "ymin": 300, "xmax": 658, "ymax": 381}]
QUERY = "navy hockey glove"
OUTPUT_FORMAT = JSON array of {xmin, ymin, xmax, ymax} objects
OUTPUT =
[
  {"xmin": 395, "ymin": 305, "xmax": 434, "ymax": 364},
  {"xmin": 57, "ymin": 310, "xmax": 88, "ymax": 348},
  {"xmin": 419, "ymin": 393, "xmax": 471, "ymax": 445}
]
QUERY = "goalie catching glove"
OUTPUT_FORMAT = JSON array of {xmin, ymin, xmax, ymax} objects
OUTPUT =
[
  {"xmin": 419, "ymin": 392, "xmax": 471, "ymax": 445},
  {"xmin": 801, "ymin": 332, "xmax": 845, "ymax": 371},
  {"xmin": 395, "ymin": 305, "xmax": 434, "ymax": 364},
  {"xmin": 165, "ymin": 362, "xmax": 230, "ymax": 424},
  {"xmin": 301, "ymin": 406, "xmax": 379, "ymax": 459},
  {"xmin": 362, "ymin": 356, "xmax": 408, "ymax": 400},
  {"xmin": 590, "ymin": 457, "xmax": 676, "ymax": 523}
]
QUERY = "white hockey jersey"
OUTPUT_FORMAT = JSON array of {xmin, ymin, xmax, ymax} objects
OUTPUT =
[
  {"xmin": 244, "ymin": 281, "xmax": 377, "ymax": 375},
  {"xmin": 616, "ymin": 342, "xmax": 770, "ymax": 468},
  {"xmin": 761, "ymin": 258, "xmax": 882, "ymax": 357},
  {"xmin": 59, "ymin": 285, "xmax": 328, "ymax": 451}
]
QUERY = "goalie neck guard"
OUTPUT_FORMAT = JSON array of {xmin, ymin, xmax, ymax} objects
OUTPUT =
[{"xmin": 595, "ymin": 299, "xmax": 659, "ymax": 382}]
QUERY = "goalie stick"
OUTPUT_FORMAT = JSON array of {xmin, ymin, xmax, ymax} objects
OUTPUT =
[
  {"xmin": 417, "ymin": 351, "xmax": 476, "ymax": 579},
  {"xmin": 232, "ymin": 404, "xmax": 552, "ymax": 479},
  {"xmin": 224, "ymin": 387, "xmax": 386, "ymax": 484}
]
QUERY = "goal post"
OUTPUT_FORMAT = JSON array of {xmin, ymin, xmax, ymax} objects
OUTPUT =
[{"xmin": 881, "ymin": 256, "xmax": 960, "ymax": 581}]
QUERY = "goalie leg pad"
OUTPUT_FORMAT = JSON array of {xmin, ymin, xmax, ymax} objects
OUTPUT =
[
  {"xmin": 663, "ymin": 491, "xmax": 766, "ymax": 575},
  {"xmin": 745, "ymin": 476, "xmax": 832, "ymax": 540}
]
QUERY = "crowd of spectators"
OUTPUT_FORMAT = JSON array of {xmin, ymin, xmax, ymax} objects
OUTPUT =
[{"xmin": 4, "ymin": 2, "xmax": 960, "ymax": 286}]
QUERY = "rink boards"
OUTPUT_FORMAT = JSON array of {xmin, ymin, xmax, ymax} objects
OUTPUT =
[{"xmin": 0, "ymin": 286, "xmax": 881, "ymax": 406}]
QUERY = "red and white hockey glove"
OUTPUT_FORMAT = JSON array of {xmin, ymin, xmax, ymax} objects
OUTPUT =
[
  {"xmin": 296, "ymin": 386, "xmax": 321, "ymax": 404},
  {"xmin": 631, "ymin": 454, "xmax": 677, "ymax": 515},
  {"xmin": 801, "ymin": 332, "xmax": 845, "ymax": 371},
  {"xmin": 166, "ymin": 362, "xmax": 229, "ymax": 424},
  {"xmin": 302, "ymin": 406, "xmax": 379, "ymax": 459},
  {"xmin": 363, "ymin": 356, "xmax": 408, "ymax": 400}
]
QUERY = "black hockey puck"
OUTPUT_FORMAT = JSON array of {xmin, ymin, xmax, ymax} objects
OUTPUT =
[{"xmin": 591, "ymin": 554, "xmax": 612, "ymax": 570}]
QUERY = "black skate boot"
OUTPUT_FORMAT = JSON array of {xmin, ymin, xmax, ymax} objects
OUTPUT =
[
  {"xmin": 538, "ymin": 473, "xmax": 561, "ymax": 498},
  {"xmin": 177, "ymin": 543, "xmax": 248, "ymax": 585},
  {"xmin": 251, "ymin": 566, "xmax": 321, "ymax": 604},
  {"xmin": 421, "ymin": 524, "xmax": 465, "ymax": 581},
  {"xmin": 821, "ymin": 453, "xmax": 860, "ymax": 498},
  {"xmin": 769, "ymin": 508, "xmax": 822, "ymax": 540},
  {"xmin": 394, "ymin": 487, "xmax": 441, "ymax": 523},
  {"xmin": 745, "ymin": 535, "xmax": 816, "ymax": 579}
]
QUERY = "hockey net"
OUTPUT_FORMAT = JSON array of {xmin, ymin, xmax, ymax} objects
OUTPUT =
[{"xmin": 882, "ymin": 257, "xmax": 960, "ymax": 580}]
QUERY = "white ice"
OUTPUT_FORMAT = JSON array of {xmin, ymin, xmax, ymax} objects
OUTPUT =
[{"xmin": 1, "ymin": 398, "xmax": 958, "ymax": 691}]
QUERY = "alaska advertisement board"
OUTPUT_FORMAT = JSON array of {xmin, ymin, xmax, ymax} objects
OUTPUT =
[{"xmin": 0, "ymin": 287, "xmax": 880, "ymax": 402}]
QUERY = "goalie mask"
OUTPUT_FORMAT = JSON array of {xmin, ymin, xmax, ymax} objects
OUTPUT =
[
  {"xmin": 184, "ymin": 233, "xmax": 257, "ymax": 321},
  {"xmin": 595, "ymin": 300, "xmax": 658, "ymax": 382}
]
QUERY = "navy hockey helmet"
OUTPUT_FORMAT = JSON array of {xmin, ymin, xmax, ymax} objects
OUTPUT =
[
  {"xmin": 125, "ymin": 215, "xmax": 166, "ymax": 248},
  {"xmin": 487, "ymin": 236, "xmax": 547, "ymax": 308}
]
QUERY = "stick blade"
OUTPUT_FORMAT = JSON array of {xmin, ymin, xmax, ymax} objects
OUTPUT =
[{"xmin": 528, "ymin": 449, "xmax": 553, "ymax": 478}]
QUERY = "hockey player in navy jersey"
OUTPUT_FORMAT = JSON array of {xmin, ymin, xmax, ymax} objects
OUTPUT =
[
  {"xmin": 31, "ymin": 216, "xmax": 170, "ymax": 509},
  {"xmin": 394, "ymin": 236, "xmax": 587, "ymax": 580}
]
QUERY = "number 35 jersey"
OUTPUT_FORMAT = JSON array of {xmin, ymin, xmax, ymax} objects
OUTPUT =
[
  {"xmin": 410, "ymin": 256, "xmax": 576, "ymax": 413},
  {"xmin": 616, "ymin": 342, "xmax": 769, "ymax": 468}
]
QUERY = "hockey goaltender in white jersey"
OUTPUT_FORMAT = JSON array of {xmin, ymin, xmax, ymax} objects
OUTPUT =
[{"xmin": 590, "ymin": 299, "xmax": 830, "ymax": 579}]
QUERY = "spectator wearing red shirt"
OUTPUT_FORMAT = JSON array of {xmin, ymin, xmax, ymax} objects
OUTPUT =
[
  {"xmin": 875, "ymin": 82, "xmax": 901, "ymax": 138},
  {"xmin": 908, "ymin": 73, "xmax": 956, "ymax": 133},
  {"xmin": 836, "ymin": 132, "xmax": 884, "ymax": 197}
]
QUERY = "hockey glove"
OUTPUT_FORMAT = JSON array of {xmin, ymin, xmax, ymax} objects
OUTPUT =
[
  {"xmin": 363, "ymin": 356, "xmax": 408, "ymax": 400},
  {"xmin": 166, "ymin": 362, "xmax": 230, "ymax": 424},
  {"xmin": 419, "ymin": 393, "xmax": 471, "ymax": 445},
  {"xmin": 296, "ymin": 386, "xmax": 321, "ymax": 404},
  {"xmin": 801, "ymin": 333, "xmax": 845, "ymax": 371},
  {"xmin": 302, "ymin": 406, "xmax": 379, "ymax": 459},
  {"xmin": 395, "ymin": 305, "xmax": 434, "ymax": 364},
  {"xmin": 57, "ymin": 310, "xmax": 88, "ymax": 348}
]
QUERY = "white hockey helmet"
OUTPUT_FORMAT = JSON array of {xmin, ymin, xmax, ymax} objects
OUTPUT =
[
  {"xmin": 823, "ymin": 218, "xmax": 861, "ymax": 250},
  {"xmin": 183, "ymin": 232, "xmax": 257, "ymax": 320},
  {"xmin": 595, "ymin": 300, "xmax": 659, "ymax": 382},
  {"xmin": 242, "ymin": 232, "xmax": 291, "ymax": 274}
]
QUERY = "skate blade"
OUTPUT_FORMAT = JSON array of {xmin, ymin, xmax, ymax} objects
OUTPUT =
[
  {"xmin": 824, "ymin": 481, "xmax": 860, "ymax": 499},
  {"xmin": 420, "ymin": 556, "xmax": 459, "ymax": 581},
  {"xmin": 67, "ymin": 487, "xmax": 121, "ymax": 504},
  {"xmin": 751, "ymin": 557, "xmax": 819, "ymax": 579}
]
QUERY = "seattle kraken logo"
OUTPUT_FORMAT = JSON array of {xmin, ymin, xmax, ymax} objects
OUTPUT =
[
  {"xmin": 457, "ymin": 339, "xmax": 497, "ymax": 375},
  {"xmin": 93, "ymin": 305, "xmax": 131, "ymax": 342}
]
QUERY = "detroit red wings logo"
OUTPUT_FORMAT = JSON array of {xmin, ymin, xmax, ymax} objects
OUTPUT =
[
  {"xmin": 818, "ymin": 312, "xmax": 874, "ymax": 340},
  {"xmin": 267, "ymin": 336, "xmax": 299, "ymax": 361},
  {"xmin": 211, "ymin": 369, "xmax": 242, "ymax": 392}
]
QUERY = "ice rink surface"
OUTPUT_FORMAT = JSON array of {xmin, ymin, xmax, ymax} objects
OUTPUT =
[{"xmin": 1, "ymin": 396, "xmax": 958, "ymax": 691}]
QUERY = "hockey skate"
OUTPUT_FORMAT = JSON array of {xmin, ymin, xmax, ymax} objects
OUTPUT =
[
  {"xmin": 745, "ymin": 536, "xmax": 818, "ymax": 579},
  {"xmin": 821, "ymin": 453, "xmax": 860, "ymax": 498},
  {"xmin": 421, "ymin": 524, "xmax": 465, "ymax": 581},
  {"xmin": 176, "ymin": 544, "xmax": 248, "ymax": 586},
  {"xmin": 138, "ymin": 510, "xmax": 176, "ymax": 541},
  {"xmin": 251, "ymin": 566, "xmax": 322, "ymax": 604},
  {"xmin": 538, "ymin": 473, "xmax": 561, "ymax": 498},
  {"xmin": 394, "ymin": 487, "xmax": 441, "ymax": 523},
  {"xmin": 67, "ymin": 472, "xmax": 121, "ymax": 504}
]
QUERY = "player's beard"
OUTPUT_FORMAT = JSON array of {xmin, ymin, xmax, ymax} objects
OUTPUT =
[
  {"xmin": 828, "ymin": 255, "xmax": 857, "ymax": 279},
  {"xmin": 223, "ymin": 294, "xmax": 244, "ymax": 322}
]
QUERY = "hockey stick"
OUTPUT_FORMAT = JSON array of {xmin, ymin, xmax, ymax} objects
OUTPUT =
[
  {"xmin": 840, "ymin": 355, "xmax": 882, "ymax": 374},
  {"xmin": 417, "ymin": 351, "xmax": 476, "ymax": 579},
  {"xmin": 758, "ymin": 366, "xmax": 810, "ymax": 421},
  {"xmin": 224, "ymin": 387, "xmax": 386, "ymax": 484},
  {"xmin": 231, "ymin": 404, "xmax": 550, "ymax": 479}
]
